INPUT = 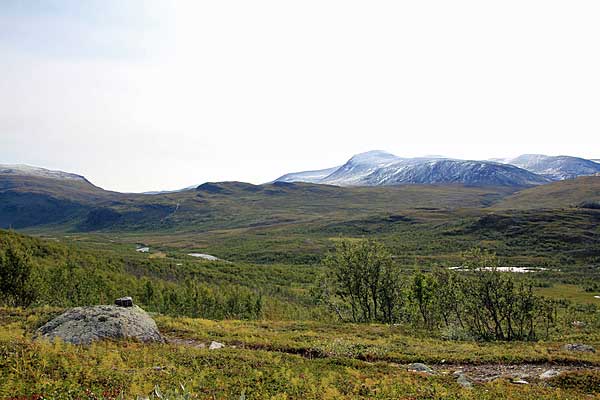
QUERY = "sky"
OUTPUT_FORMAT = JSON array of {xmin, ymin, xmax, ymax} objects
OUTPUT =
[{"xmin": 1, "ymin": 1, "xmax": 599, "ymax": 192}]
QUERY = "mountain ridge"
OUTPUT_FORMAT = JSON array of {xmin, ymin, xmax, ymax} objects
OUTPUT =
[
  {"xmin": 2, "ymin": 160, "xmax": 599, "ymax": 232},
  {"xmin": 4, "ymin": 151, "xmax": 599, "ymax": 195},
  {"xmin": 274, "ymin": 151, "xmax": 600, "ymax": 186},
  {"xmin": 498, "ymin": 154, "xmax": 600, "ymax": 181},
  {"xmin": 275, "ymin": 151, "xmax": 552, "ymax": 187}
]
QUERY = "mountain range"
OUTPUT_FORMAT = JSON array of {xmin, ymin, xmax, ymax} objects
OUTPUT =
[
  {"xmin": 274, "ymin": 151, "xmax": 600, "ymax": 186},
  {"xmin": 1, "ymin": 154, "xmax": 600, "ymax": 232}
]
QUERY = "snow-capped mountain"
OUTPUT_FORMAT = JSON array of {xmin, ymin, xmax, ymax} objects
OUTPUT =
[
  {"xmin": 274, "ymin": 151, "xmax": 550, "ymax": 187},
  {"xmin": 0, "ymin": 164, "xmax": 90, "ymax": 183},
  {"xmin": 355, "ymin": 159, "xmax": 549, "ymax": 186},
  {"xmin": 319, "ymin": 150, "xmax": 403, "ymax": 186},
  {"xmin": 500, "ymin": 155, "xmax": 600, "ymax": 181},
  {"xmin": 274, "ymin": 166, "xmax": 341, "ymax": 184}
]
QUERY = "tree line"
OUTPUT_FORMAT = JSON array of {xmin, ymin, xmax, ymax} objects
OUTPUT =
[
  {"xmin": 0, "ymin": 230, "xmax": 577, "ymax": 341},
  {"xmin": 0, "ymin": 231, "xmax": 262, "ymax": 320}
]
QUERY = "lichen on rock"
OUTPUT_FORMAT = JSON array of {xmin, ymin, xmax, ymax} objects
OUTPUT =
[{"xmin": 37, "ymin": 305, "xmax": 163, "ymax": 345}]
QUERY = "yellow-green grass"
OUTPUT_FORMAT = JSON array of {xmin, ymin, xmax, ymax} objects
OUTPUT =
[
  {"xmin": 2, "ymin": 308, "xmax": 600, "ymax": 399},
  {"xmin": 536, "ymin": 284, "xmax": 600, "ymax": 305},
  {"xmin": 157, "ymin": 317, "xmax": 600, "ymax": 366},
  {"xmin": 3, "ymin": 335, "xmax": 595, "ymax": 400},
  {"xmin": 493, "ymin": 176, "xmax": 600, "ymax": 210}
]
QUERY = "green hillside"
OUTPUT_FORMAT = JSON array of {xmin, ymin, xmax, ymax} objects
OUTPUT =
[
  {"xmin": 1, "ymin": 172, "xmax": 519, "ymax": 231},
  {"xmin": 4, "ymin": 173, "xmax": 600, "ymax": 267},
  {"xmin": 493, "ymin": 176, "xmax": 600, "ymax": 210}
]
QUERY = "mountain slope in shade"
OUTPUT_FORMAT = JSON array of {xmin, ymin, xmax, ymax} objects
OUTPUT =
[
  {"xmin": 503, "ymin": 154, "xmax": 600, "ymax": 181},
  {"xmin": 0, "ymin": 165, "xmax": 117, "ymax": 229},
  {"xmin": 274, "ymin": 166, "xmax": 340, "ymax": 184}
]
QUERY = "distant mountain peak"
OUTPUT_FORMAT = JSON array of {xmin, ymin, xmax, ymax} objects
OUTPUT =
[
  {"xmin": 504, "ymin": 154, "xmax": 600, "ymax": 181},
  {"xmin": 346, "ymin": 150, "xmax": 400, "ymax": 164},
  {"xmin": 0, "ymin": 164, "xmax": 89, "ymax": 183}
]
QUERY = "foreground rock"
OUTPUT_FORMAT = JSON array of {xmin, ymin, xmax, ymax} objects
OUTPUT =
[
  {"xmin": 209, "ymin": 341, "xmax": 225, "ymax": 350},
  {"xmin": 407, "ymin": 363, "xmax": 434, "ymax": 374},
  {"xmin": 562, "ymin": 343, "xmax": 596, "ymax": 353},
  {"xmin": 540, "ymin": 369, "xmax": 561, "ymax": 380},
  {"xmin": 38, "ymin": 305, "xmax": 163, "ymax": 345},
  {"xmin": 453, "ymin": 371, "xmax": 473, "ymax": 389}
]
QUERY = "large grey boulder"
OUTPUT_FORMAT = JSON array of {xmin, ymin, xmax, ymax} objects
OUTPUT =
[{"xmin": 37, "ymin": 305, "xmax": 163, "ymax": 345}]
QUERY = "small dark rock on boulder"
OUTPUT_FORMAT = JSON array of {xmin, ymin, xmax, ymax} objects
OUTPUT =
[{"xmin": 115, "ymin": 296, "xmax": 133, "ymax": 307}]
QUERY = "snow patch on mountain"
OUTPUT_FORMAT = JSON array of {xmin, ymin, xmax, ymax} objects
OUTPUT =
[
  {"xmin": 0, "ymin": 164, "xmax": 89, "ymax": 182},
  {"xmin": 320, "ymin": 150, "xmax": 404, "ymax": 185},
  {"xmin": 359, "ymin": 159, "xmax": 549, "ymax": 186},
  {"xmin": 274, "ymin": 166, "xmax": 340, "ymax": 184},
  {"xmin": 503, "ymin": 154, "xmax": 600, "ymax": 181}
]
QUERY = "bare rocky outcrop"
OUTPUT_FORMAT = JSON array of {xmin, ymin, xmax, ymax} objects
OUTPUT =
[{"xmin": 37, "ymin": 304, "xmax": 163, "ymax": 345}]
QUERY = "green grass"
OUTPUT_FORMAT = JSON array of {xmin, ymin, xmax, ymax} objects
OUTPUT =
[
  {"xmin": 493, "ymin": 176, "xmax": 600, "ymax": 210},
  {"xmin": 536, "ymin": 284, "xmax": 600, "ymax": 305}
]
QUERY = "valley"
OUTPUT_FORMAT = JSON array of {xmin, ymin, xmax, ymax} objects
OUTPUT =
[{"xmin": 1, "ymin": 156, "xmax": 600, "ymax": 399}]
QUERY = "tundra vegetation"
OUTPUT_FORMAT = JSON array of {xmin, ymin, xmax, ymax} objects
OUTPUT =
[{"xmin": 1, "ymin": 227, "xmax": 600, "ymax": 399}]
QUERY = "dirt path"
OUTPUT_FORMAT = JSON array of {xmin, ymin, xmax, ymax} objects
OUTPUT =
[{"xmin": 435, "ymin": 363, "xmax": 599, "ymax": 383}]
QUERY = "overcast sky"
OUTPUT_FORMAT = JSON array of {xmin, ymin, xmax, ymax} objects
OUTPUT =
[{"xmin": 1, "ymin": 1, "xmax": 599, "ymax": 192}]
